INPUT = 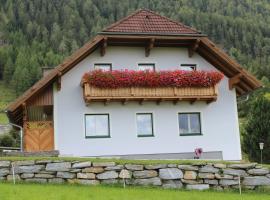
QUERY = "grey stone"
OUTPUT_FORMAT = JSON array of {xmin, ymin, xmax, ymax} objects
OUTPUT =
[
  {"xmin": 199, "ymin": 165, "xmax": 219, "ymax": 173},
  {"xmin": 77, "ymin": 173, "xmax": 95, "ymax": 179},
  {"xmin": 119, "ymin": 169, "xmax": 132, "ymax": 179},
  {"xmin": 162, "ymin": 180, "xmax": 183, "ymax": 189},
  {"xmin": 0, "ymin": 168, "xmax": 9, "ymax": 176},
  {"xmin": 96, "ymin": 171, "xmax": 118, "ymax": 180},
  {"xmin": 48, "ymin": 178, "xmax": 65, "ymax": 184},
  {"xmin": 101, "ymin": 179, "xmax": 119, "ymax": 184},
  {"xmin": 92, "ymin": 162, "xmax": 115, "ymax": 167},
  {"xmin": 35, "ymin": 173, "xmax": 55, "ymax": 178},
  {"xmin": 0, "ymin": 161, "xmax": 10, "ymax": 168},
  {"xmin": 168, "ymin": 164, "xmax": 177, "ymax": 168},
  {"xmin": 46, "ymin": 162, "xmax": 71, "ymax": 172},
  {"xmin": 25, "ymin": 178, "xmax": 47, "ymax": 183},
  {"xmin": 21, "ymin": 173, "xmax": 34, "ymax": 179},
  {"xmin": 213, "ymin": 163, "xmax": 226, "ymax": 169},
  {"xmin": 267, "ymin": 174, "xmax": 270, "ymax": 179},
  {"xmin": 186, "ymin": 184, "xmax": 210, "ymax": 190},
  {"xmin": 13, "ymin": 160, "xmax": 35, "ymax": 166},
  {"xmin": 82, "ymin": 167, "xmax": 104, "ymax": 173},
  {"xmin": 215, "ymin": 173, "xmax": 234, "ymax": 179},
  {"xmin": 247, "ymin": 168, "xmax": 269, "ymax": 175},
  {"xmin": 219, "ymin": 179, "xmax": 239, "ymax": 186},
  {"xmin": 133, "ymin": 170, "xmax": 158, "ymax": 178},
  {"xmin": 183, "ymin": 171, "xmax": 197, "ymax": 180},
  {"xmin": 145, "ymin": 164, "xmax": 167, "ymax": 170},
  {"xmin": 72, "ymin": 162, "xmax": 92, "ymax": 169},
  {"xmin": 7, "ymin": 174, "xmax": 20, "ymax": 181},
  {"xmin": 242, "ymin": 176, "xmax": 270, "ymax": 186},
  {"xmin": 133, "ymin": 177, "xmax": 162, "ymax": 186},
  {"xmin": 181, "ymin": 179, "xmax": 203, "ymax": 185},
  {"xmin": 227, "ymin": 163, "xmax": 256, "ymax": 169},
  {"xmin": 198, "ymin": 173, "xmax": 215, "ymax": 179},
  {"xmin": 105, "ymin": 165, "xmax": 124, "ymax": 171},
  {"xmin": 57, "ymin": 172, "xmax": 76, "ymax": 179},
  {"xmin": 13, "ymin": 165, "xmax": 44, "ymax": 174},
  {"xmin": 125, "ymin": 164, "xmax": 143, "ymax": 171},
  {"xmin": 75, "ymin": 179, "xmax": 100, "ymax": 185},
  {"xmin": 36, "ymin": 160, "xmax": 52, "ymax": 164},
  {"xmin": 178, "ymin": 165, "xmax": 199, "ymax": 171},
  {"xmin": 69, "ymin": 169, "xmax": 81, "ymax": 173},
  {"xmin": 223, "ymin": 169, "xmax": 248, "ymax": 177},
  {"xmin": 159, "ymin": 168, "xmax": 183, "ymax": 180},
  {"xmin": 204, "ymin": 179, "xmax": 218, "ymax": 185},
  {"xmin": 38, "ymin": 171, "xmax": 55, "ymax": 174}
]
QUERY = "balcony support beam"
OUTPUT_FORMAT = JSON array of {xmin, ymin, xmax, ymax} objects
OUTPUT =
[
  {"xmin": 100, "ymin": 37, "xmax": 108, "ymax": 57},
  {"xmin": 188, "ymin": 39, "xmax": 200, "ymax": 58},
  {"xmin": 145, "ymin": 38, "xmax": 155, "ymax": 57}
]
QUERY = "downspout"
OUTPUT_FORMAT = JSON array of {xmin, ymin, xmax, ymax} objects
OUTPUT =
[{"xmin": 5, "ymin": 111, "xmax": 24, "ymax": 152}]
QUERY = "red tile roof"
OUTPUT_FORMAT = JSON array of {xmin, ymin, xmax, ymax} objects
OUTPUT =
[{"xmin": 102, "ymin": 9, "xmax": 200, "ymax": 35}]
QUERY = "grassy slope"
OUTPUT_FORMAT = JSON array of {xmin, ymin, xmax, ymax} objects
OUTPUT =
[
  {"xmin": 0, "ymin": 81, "xmax": 16, "ymax": 125},
  {"xmin": 0, "ymin": 183, "xmax": 269, "ymax": 200}
]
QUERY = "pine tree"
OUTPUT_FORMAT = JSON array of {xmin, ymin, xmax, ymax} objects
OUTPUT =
[{"xmin": 242, "ymin": 95, "xmax": 270, "ymax": 163}]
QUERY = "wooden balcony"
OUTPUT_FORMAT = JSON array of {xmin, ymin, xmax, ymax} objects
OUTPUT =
[{"xmin": 82, "ymin": 83, "xmax": 218, "ymax": 105}]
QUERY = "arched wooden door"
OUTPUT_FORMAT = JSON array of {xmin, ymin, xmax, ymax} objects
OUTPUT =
[{"xmin": 24, "ymin": 121, "xmax": 54, "ymax": 152}]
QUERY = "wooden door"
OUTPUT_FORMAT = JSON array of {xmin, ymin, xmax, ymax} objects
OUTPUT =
[{"xmin": 24, "ymin": 121, "xmax": 54, "ymax": 152}]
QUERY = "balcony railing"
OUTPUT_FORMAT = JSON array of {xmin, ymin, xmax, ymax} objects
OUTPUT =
[{"xmin": 82, "ymin": 83, "xmax": 218, "ymax": 105}]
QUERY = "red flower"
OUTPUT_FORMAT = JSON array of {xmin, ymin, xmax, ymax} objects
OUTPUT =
[{"xmin": 82, "ymin": 69, "xmax": 223, "ymax": 88}]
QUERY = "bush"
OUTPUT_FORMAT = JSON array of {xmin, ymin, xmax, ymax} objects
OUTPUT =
[
  {"xmin": 242, "ymin": 95, "xmax": 270, "ymax": 163},
  {"xmin": 0, "ymin": 134, "xmax": 14, "ymax": 147}
]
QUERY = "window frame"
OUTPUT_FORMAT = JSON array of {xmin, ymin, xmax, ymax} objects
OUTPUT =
[
  {"xmin": 138, "ymin": 63, "xmax": 155, "ymax": 72},
  {"xmin": 180, "ymin": 64, "xmax": 197, "ymax": 71},
  {"xmin": 136, "ymin": 113, "xmax": 154, "ymax": 137},
  {"xmin": 84, "ymin": 114, "xmax": 111, "ymax": 138},
  {"xmin": 94, "ymin": 63, "xmax": 112, "ymax": 71},
  {"xmin": 178, "ymin": 112, "xmax": 202, "ymax": 136}
]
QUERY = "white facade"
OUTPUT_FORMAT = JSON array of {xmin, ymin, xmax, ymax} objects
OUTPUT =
[{"xmin": 53, "ymin": 46, "xmax": 241, "ymax": 160}]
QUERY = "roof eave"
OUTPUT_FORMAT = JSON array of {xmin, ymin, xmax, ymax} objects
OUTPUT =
[{"xmin": 99, "ymin": 31, "xmax": 207, "ymax": 37}]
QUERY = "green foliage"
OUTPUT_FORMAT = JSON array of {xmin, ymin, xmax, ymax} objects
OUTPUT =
[
  {"xmin": 0, "ymin": 133, "xmax": 13, "ymax": 147},
  {"xmin": 242, "ymin": 95, "xmax": 270, "ymax": 163},
  {"xmin": 0, "ymin": 0, "xmax": 269, "ymax": 95}
]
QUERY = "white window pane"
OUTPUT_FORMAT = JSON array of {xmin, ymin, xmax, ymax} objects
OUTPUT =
[
  {"xmin": 179, "ymin": 114, "xmax": 189, "ymax": 134},
  {"xmin": 180, "ymin": 64, "xmax": 196, "ymax": 71},
  {"xmin": 190, "ymin": 114, "xmax": 200, "ymax": 133},
  {"xmin": 85, "ymin": 115, "xmax": 109, "ymax": 137},
  {"xmin": 94, "ymin": 64, "xmax": 111, "ymax": 71},
  {"xmin": 137, "ymin": 114, "xmax": 153, "ymax": 136},
  {"xmin": 138, "ymin": 64, "xmax": 155, "ymax": 71}
]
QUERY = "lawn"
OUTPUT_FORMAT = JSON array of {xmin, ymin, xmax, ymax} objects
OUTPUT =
[{"xmin": 0, "ymin": 182, "xmax": 269, "ymax": 200}]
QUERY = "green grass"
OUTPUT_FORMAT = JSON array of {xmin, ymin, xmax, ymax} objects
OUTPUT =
[
  {"xmin": 0, "ymin": 182, "xmax": 269, "ymax": 200},
  {"xmin": 0, "ymin": 81, "xmax": 16, "ymax": 124}
]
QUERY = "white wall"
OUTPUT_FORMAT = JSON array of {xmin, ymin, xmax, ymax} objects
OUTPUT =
[{"xmin": 54, "ymin": 46, "xmax": 241, "ymax": 160}]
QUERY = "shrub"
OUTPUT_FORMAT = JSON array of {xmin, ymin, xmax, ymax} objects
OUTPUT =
[
  {"xmin": 82, "ymin": 70, "xmax": 223, "ymax": 88},
  {"xmin": 0, "ymin": 133, "xmax": 14, "ymax": 147}
]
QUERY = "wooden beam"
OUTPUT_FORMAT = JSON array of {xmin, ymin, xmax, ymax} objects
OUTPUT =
[
  {"xmin": 122, "ymin": 99, "xmax": 128, "ymax": 105},
  {"xmin": 156, "ymin": 99, "xmax": 163, "ymax": 105},
  {"xmin": 229, "ymin": 73, "xmax": 243, "ymax": 90},
  {"xmin": 145, "ymin": 38, "xmax": 155, "ymax": 57},
  {"xmin": 100, "ymin": 37, "xmax": 108, "ymax": 57},
  {"xmin": 190, "ymin": 98, "xmax": 198, "ymax": 105},
  {"xmin": 22, "ymin": 103, "xmax": 27, "ymax": 122},
  {"xmin": 57, "ymin": 72, "xmax": 62, "ymax": 91},
  {"xmin": 188, "ymin": 39, "xmax": 200, "ymax": 57},
  {"xmin": 104, "ymin": 98, "xmax": 110, "ymax": 106}
]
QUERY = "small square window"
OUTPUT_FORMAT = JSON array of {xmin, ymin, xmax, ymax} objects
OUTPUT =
[
  {"xmin": 85, "ymin": 114, "xmax": 110, "ymax": 138},
  {"xmin": 179, "ymin": 113, "xmax": 201, "ymax": 136},
  {"xmin": 180, "ymin": 64, "xmax": 196, "ymax": 71},
  {"xmin": 138, "ymin": 63, "xmax": 155, "ymax": 71},
  {"xmin": 136, "ymin": 113, "xmax": 154, "ymax": 137},
  {"xmin": 94, "ymin": 63, "xmax": 112, "ymax": 71}
]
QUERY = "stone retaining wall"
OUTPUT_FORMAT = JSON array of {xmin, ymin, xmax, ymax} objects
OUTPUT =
[{"xmin": 0, "ymin": 160, "xmax": 270, "ymax": 190}]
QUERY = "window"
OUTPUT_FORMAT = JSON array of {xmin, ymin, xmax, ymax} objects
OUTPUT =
[
  {"xmin": 94, "ymin": 63, "xmax": 112, "ymax": 71},
  {"xmin": 138, "ymin": 63, "xmax": 155, "ymax": 71},
  {"xmin": 180, "ymin": 64, "xmax": 196, "ymax": 71},
  {"xmin": 85, "ymin": 114, "xmax": 110, "ymax": 138},
  {"xmin": 178, "ymin": 113, "xmax": 201, "ymax": 136},
  {"xmin": 136, "ymin": 113, "xmax": 154, "ymax": 137}
]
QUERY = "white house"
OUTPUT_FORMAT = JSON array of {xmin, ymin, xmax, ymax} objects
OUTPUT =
[{"xmin": 6, "ymin": 9, "xmax": 261, "ymax": 160}]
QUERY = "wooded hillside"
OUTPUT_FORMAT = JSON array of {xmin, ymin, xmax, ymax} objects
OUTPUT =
[{"xmin": 0, "ymin": 0, "xmax": 269, "ymax": 95}]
